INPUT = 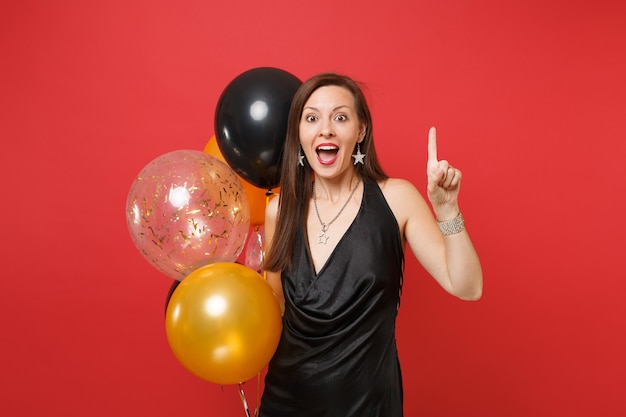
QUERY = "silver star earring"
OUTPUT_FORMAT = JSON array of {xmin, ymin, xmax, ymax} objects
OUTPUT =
[
  {"xmin": 352, "ymin": 143, "xmax": 365, "ymax": 165},
  {"xmin": 298, "ymin": 148, "xmax": 305, "ymax": 166}
]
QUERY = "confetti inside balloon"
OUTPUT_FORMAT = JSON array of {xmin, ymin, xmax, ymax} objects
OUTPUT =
[{"xmin": 126, "ymin": 150, "xmax": 250, "ymax": 280}]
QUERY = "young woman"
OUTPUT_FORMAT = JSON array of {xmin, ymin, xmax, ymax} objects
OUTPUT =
[{"xmin": 259, "ymin": 72, "xmax": 482, "ymax": 417}]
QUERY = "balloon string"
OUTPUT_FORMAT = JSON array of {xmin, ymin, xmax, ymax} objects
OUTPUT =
[
  {"xmin": 262, "ymin": 191, "xmax": 270, "ymax": 281},
  {"xmin": 253, "ymin": 190, "xmax": 271, "ymax": 417},
  {"xmin": 255, "ymin": 372, "xmax": 261, "ymax": 417},
  {"xmin": 238, "ymin": 384, "xmax": 252, "ymax": 417}
]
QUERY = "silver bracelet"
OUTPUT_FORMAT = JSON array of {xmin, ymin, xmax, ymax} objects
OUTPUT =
[{"xmin": 437, "ymin": 212, "xmax": 465, "ymax": 236}]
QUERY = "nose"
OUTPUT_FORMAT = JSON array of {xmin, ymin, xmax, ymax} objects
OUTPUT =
[{"xmin": 319, "ymin": 121, "xmax": 335, "ymax": 137}]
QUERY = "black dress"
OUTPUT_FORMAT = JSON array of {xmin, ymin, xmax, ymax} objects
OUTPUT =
[{"xmin": 259, "ymin": 178, "xmax": 405, "ymax": 417}]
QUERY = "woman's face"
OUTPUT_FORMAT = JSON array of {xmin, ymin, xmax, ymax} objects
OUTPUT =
[{"xmin": 299, "ymin": 85, "xmax": 365, "ymax": 179}]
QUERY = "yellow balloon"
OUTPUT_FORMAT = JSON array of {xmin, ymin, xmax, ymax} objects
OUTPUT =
[
  {"xmin": 204, "ymin": 136, "xmax": 278, "ymax": 226},
  {"xmin": 165, "ymin": 262, "xmax": 282, "ymax": 385}
]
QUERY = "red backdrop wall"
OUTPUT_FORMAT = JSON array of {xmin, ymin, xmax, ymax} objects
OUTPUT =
[{"xmin": 1, "ymin": 1, "xmax": 625, "ymax": 416}]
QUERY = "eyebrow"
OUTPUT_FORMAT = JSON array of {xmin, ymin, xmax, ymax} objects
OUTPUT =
[{"xmin": 303, "ymin": 105, "xmax": 351, "ymax": 112}]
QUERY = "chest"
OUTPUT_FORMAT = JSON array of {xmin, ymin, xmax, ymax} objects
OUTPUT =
[{"xmin": 305, "ymin": 196, "xmax": 362, "ymax": 274}]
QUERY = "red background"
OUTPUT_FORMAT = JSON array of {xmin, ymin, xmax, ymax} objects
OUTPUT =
[{"xmin": 1, "ymin": 1, "xmax": 625, "ymax": 416}]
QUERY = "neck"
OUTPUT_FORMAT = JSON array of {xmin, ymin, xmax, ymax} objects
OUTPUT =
[{"xmin": 313, "ymin": 174, "xmax": 361, "ymax": 203}]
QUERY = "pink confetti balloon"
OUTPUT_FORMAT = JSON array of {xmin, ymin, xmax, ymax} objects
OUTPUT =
[
  {"xmin": 126, "ymin": 150, "xmax": 250, "ymax": 280},
  {"xmin": 243, "ymin": 225, "xmax": 265, "ymax": 274}
]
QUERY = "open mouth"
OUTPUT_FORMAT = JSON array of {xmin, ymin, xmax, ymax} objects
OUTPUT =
[{"xmin": 316, "ymin": 144, "xmax": 339, "ymax": 165}]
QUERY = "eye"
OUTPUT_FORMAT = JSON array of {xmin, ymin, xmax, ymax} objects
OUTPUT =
[
  {"xmin": 304, "ymin": 114, "xmax": 318, "ymax": 122},
  {"xmin": 334, "ymin": 114, "xmax": 347, "ymax": 121}
]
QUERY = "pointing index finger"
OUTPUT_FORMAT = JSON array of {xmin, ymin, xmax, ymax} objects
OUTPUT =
[{"xmin": 427, "ymin": 126, "xmax": 438, "ymax": 162}]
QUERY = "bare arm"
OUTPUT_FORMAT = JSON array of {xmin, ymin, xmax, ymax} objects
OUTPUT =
[
  {"xmin": 388, "ymin": 127, "xmax": 483, "ymax": 300},
  {"xmin": 264, "ymin": 196, "xmax": 285, "ymax": 314}
]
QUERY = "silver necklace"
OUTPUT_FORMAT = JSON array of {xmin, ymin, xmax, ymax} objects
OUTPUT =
[{"xmin": 312, "ymin": 179, "xmax": 361, "ymax": 244}]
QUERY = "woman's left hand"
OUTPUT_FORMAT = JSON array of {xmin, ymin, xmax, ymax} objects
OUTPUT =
[{"xmin": 426, "ymin": 127, "xmax": 462, "ymax": 217}]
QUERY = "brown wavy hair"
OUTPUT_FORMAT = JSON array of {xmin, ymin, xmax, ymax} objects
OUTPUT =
[{"xmin": 264, "ymin": 73, "xmax": 389, "ymax": 272}]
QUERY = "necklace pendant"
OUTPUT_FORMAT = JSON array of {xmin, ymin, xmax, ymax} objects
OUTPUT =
[
  {"xmin": 318, "ymin": 230, "xmax": 330, "ymax": 244},
  {"xmin": 312, "ymin": 180, "xmax": 360, "ymax": 245}
]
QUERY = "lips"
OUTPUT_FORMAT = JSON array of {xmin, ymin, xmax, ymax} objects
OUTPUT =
[{"xmin": 316, "ymin": 144, "xmax": 339, "ymax": 165}]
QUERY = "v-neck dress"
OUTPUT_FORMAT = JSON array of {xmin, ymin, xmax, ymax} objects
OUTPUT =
[{"xmin": 259, "ymin": 178, "xmax": 405, "ymax": 417}]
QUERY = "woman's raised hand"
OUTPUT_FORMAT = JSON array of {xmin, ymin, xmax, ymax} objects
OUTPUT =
[{"xmin": 426, "ymin": 127, "xmax": 462, "ymax": 216}]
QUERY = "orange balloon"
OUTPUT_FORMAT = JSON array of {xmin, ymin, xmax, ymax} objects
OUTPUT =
[
  {"xmin": 204, "ymin": 136, "xmax": 278, "ymax": 226},
  {"xmin": 165, "ymin": 262, "xmax": 282, "ymax": 385}
]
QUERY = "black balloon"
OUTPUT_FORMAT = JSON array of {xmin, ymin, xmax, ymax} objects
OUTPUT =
[{"xmin": 215, "ymin": 67, "xmax": 301, "ymax": 190}]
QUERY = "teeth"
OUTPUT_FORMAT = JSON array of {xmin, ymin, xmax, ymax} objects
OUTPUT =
[{"xmin": 317, "ymin": 145, "xmax": 338, "ymax": 151}]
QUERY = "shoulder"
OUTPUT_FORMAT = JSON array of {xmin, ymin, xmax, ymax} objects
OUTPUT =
[
  {"xmin": 377, "ymin": 177, "xmax": 430, "ymax": 225},
  {"xmin": 378, "ymin": 177, "xmax": 422, "ymax": 202},
  {"xmin": 266, "ymin": 193, "xmax": 279, "ymax": 211},
  {"xmin": 265, "ymin": 194, "xmax": 279, "ymax": 222}
]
